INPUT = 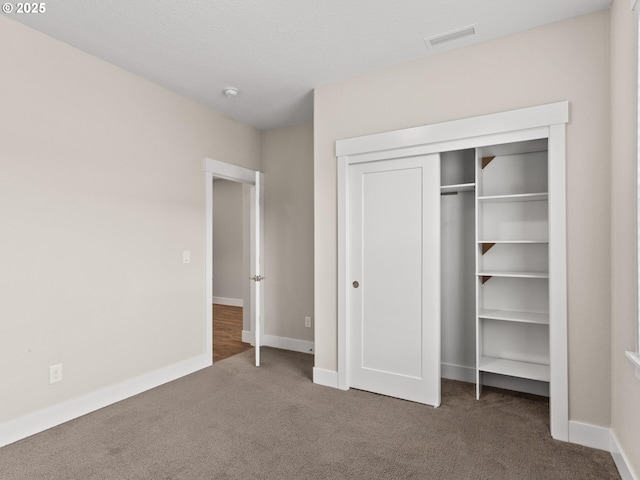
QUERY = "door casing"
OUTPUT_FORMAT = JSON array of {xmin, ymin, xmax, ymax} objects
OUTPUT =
[{"xmin": 204, "ymin": 158, "xmax": 264, "ymax": 366}]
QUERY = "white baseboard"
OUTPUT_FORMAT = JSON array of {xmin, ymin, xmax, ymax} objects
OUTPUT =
[
  {"xmin": 263, "ymin": 334, "xmax": 314, "ymax": 354},
  {"xmin": 313, "ymin": 367, "xmax": 338, "ymax": 388},
  {"xmin": 610, "ymin": 430, "xmax": 639, "ymax": 480},
  {"xmin": 241, "ymin": 330, "xmax": 314, "ymax": 355},
  {"xmin": 568, "ymin": 421, "xmax": 610, "ymax": 451},
  {"xmin": 213, "ymin": 296, "xmax": 243, "ymax": 307},
  {"xmin": 0, "ymin": 354, "xmax": 210, "ymax": 448}
]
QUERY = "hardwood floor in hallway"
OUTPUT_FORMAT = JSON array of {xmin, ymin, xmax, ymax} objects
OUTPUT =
[{"xmin": 213, "ymin": 304, "xmax": 252, "ymax": 362}]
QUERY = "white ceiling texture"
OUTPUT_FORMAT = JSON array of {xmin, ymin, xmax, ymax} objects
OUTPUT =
[{"xmin": 8, "ymin": 0, "xmax": 612, "ymax": 130}]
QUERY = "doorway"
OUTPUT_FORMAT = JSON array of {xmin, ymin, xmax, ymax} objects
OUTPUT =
[
  {"xmin": 212, "ymin": 179, "xmax": 251, "ymax": 362},
  {"xmin": 204, "ymin": 158, "xmax": 264, "ymax": 366}
]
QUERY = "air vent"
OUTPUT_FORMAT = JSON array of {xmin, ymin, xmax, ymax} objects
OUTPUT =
[{"xmin": 425, "ymin": 25, "xmax": 477, "ymax": 48}]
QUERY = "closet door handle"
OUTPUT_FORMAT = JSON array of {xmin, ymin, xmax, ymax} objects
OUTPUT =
[{"xmin": 352, "ymin": 281, "xmax": 360, "ymax": 288}]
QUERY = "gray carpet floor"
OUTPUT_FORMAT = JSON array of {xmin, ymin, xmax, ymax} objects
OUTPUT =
[{"xmin": 0, "ymin": 347, "xmax": 619, "ymax": 479}]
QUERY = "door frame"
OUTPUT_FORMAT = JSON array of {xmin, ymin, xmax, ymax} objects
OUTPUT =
[
  {"xmin": 204, "ymin": 158, "xmax": 264, "ymax": 366},
  {"xmin": 336, "ymin": 101, "xmax": 569, "ymax": 440}
]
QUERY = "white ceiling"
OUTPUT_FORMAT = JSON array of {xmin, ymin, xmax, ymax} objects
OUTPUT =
[{"xmin": 8, "ymin": 0, "xmax": 612, "ymax": 131}]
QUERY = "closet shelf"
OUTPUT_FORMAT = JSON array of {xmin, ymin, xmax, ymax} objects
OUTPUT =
[
  {"xmin": 478, "ymin": 309, "xmax": 549, "ymax": 325},
  {"xmin": 478, "ymin": 192, "xmax": 548, "ymax": 203},
  {"xmin": 477, "ymin": 270, "xmax": 549, "ymax": 279},
  {"xmin": 440, "ymin": 183, "xmax": 475, "ymax": 193},
  {"xmin": 478, "ymin": 240, "xmax": 549, "ymax": 244},
  {"xmin": 479, "ymin": 357, "xmax": 550, "ymax": 382}
]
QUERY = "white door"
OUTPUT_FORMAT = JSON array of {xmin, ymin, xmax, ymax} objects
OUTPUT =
[
  {"xmin": 348, "ymin": 154, "xmax": 441, "ymax": 406},
  {"xmin": 251, "ymin": 172, "xmax": 265, "ymax": 366}
]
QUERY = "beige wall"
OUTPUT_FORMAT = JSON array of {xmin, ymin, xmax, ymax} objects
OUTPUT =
[
  {"xmin": 212, "ymin": 180, "xmax": 244, "ymax": 301},
  {"xmin": 314, "ymin": 11, "xmax": 612, "ymax": 427},
  {"xmin": 0, "ymin": 16, "xmax": 261, "ymax": 423},
  {"xmin": 262, "ymin": 123, "xmax": 314, "ymax": 342},
  {"xmin": 610, "ymin": 0, "xmax": 640, "ymax": 474}
]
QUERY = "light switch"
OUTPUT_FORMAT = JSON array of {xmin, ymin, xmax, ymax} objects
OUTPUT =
[{"xmin": 182, "ymin": 250, "xmax": 191, "ymax": 264}]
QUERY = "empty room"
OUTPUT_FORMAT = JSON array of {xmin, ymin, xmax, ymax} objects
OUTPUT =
[{"xmin": 1, "ymin": 1, "xmax": 639, "ymax": 478}]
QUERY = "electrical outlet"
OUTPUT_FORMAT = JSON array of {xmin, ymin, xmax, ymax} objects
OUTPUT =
[
  {"xmin": 49, "ymin": 364, "xmax": 62, "ymax": 384},
  {"xmin": 305, "ymin": 316, "xmax": 312, "ymax": 328}
]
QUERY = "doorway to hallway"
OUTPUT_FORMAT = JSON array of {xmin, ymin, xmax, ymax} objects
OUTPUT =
[{"xmin": 213, "ymin": 304, "xmax": 251, "ymax": 362}]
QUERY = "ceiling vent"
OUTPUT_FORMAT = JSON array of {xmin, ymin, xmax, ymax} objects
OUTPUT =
[{"xmin": 425, "ymin": 24, "xmax": 477, "ymax": 48}]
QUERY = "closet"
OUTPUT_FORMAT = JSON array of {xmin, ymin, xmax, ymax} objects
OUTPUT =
[
  {"xmin": 336, "ymin": 101, "xmax": 568, "ymax": 440},
  {"xmin": 440, "ymin": 140, "xmax": 550, "ymax": 399}
]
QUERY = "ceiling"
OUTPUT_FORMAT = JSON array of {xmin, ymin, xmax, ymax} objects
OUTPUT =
[{"xmin": 8, "ymin": 0, "xmax": 612, "ymax": 131}]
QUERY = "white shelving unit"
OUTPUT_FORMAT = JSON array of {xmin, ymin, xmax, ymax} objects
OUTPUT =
[
  {"xmin": 475, "ymin": 139, "xmax": 551, "ymax": 399},
  {"xmin": 479, "ymin": 357, "xmax": 550, "ymax": 382},
  {"xmin": 478, "ymin": 309, "xmax": 549, "ymax": 325}
]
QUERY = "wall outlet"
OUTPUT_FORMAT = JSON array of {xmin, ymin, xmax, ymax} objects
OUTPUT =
[
  {"xmin": 49, "ymin": 364, "xmax": 62, "ymax": 384},
  {"xmin": 305, "ymin": 316, "xmax": 312, "ymax": 328}
]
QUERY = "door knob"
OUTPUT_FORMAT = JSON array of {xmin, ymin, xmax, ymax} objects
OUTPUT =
[{"xmin": 352, "ymin": 281, "xmax": 359, "ymax": 288}]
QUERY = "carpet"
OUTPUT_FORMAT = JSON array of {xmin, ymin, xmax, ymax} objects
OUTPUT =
[{"xmin": 0, "ymin": 347, "xmax": 619, "ymax": 479}]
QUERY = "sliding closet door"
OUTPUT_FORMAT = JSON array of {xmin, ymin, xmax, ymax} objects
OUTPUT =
[{"xmin": 348, "ymin": 154, "xmax": 441, "ymax": 406}]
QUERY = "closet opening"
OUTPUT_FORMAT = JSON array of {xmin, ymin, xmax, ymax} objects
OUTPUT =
[
  {"xmin": 439, "ymin": 140, "xmax": 552, "ymax": 400},
  {"xmin": 440, "ymin": 149, "xmax": 476, "ymax": 385}
]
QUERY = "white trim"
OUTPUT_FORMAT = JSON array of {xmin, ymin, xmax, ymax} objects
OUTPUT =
[
  {"xmin": 204, "ymin": 158, "xmax": 262, "ymax": 366},
  {"xmin": 241, "ymin": 330, "xmax": 314, "ymax": 355},
  {"xmin": 336, "ymin": 127, "xmax": 549, "ymax": 165},
  {"xmin": 337, "ymin": 155, "xmax": 349, "ymax": 390},
  {"xmin": 336, "ymin": 101, "xmax": 568, "ymax": 157},
  {"xmin": 548, "ymin": 122, "xmax": 569, "ymax": 441},
  {"xmin": 636, "ymin": 0, "xmax": 640, "ymax": 378},
  {"xmin": 263, "ymin": 334, "xmax": 313, "ymax": 354},
  {"xmin": 568, "ymin": 421, "xmax": 610, "ymax": 451},
  {"xmin": 336, "ymin": 101, "xmax": 569, "ymax": 441},
  {"xmin": 611, "ymin": 430, "xmax": 639, "ymax": 480},
  {"xmin": 625, "ymin": 351, "xmax": 640, "ymax": 380},
  {"xmin": 205, "ymin": 171, "xmax": 214, "ymax": 361},
  {"xmin": 213, "ymin": 296, "xmax": 243, "ymax": 307},
  {"xmin": 204, "ymin": 158, "xmax": 256, "ymax": 184},
  {"xmin": 313, "ymin": 367, "xmax": 339, "ymax": 388},
  {"xmin": 254, "ymin": 171, "xmax": 265, "ymax": 366},
  {"xmin": 0, "ymin": 355, "xmax": 210, "ymax": 448}
]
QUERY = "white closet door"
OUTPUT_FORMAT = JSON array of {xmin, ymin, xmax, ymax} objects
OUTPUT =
[{"xmin": 348, "ymin": 154, "xmax": 441, "ymax": 406}]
